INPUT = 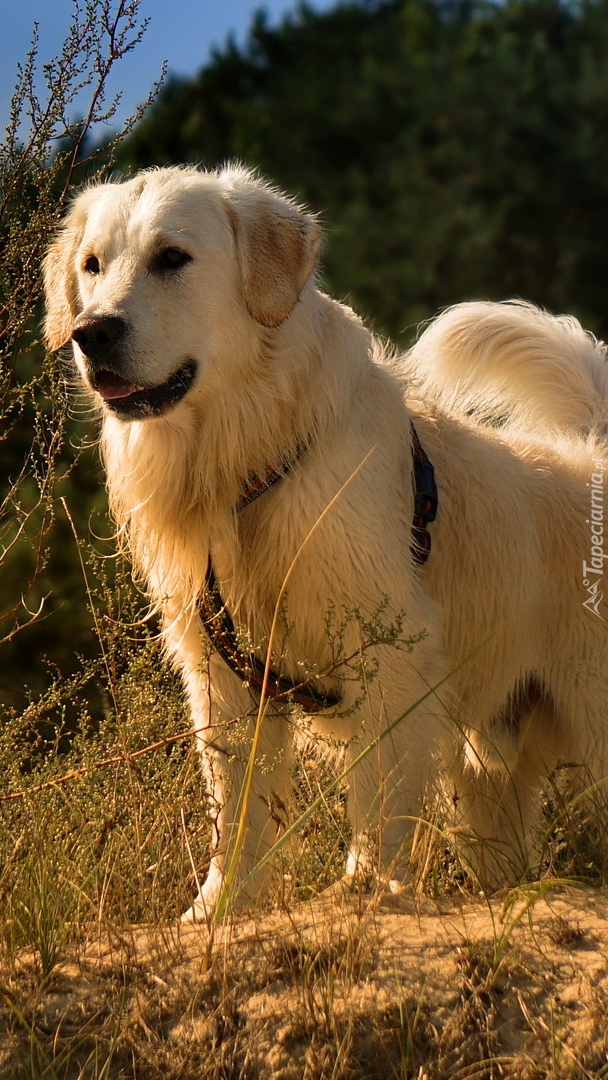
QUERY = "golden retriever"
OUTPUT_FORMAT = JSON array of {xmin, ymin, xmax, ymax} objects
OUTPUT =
[{"xmin": 44, "ymin": 165, "xmax": 608, "ymax": 918}]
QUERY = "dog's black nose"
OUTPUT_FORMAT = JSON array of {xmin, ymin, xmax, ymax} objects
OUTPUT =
[{"xmin": 72, "ymin": 315, "xmax": 126, "ymax": 360}]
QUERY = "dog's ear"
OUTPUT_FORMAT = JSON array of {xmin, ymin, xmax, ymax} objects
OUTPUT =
[
  {"xmin": 43, "ymin": 201, "xmax": 89, "ymax": 351},
  {"xmin": 225, "ymin": 178, "xmax": 322, "ymax": 328}
]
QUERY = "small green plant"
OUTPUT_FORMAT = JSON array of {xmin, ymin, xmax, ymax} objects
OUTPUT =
[
  {"xmin": 394, "ymin": 983, "xmax": 429, "ymax": 1079},
  {"xmin": 9, "ymin": 827, "xmax": 78, "ymax": 981}
]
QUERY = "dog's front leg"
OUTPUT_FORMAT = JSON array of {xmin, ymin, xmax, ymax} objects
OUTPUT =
[
  {"xmin": 338, "ymin": 662, "xmax": 446, "ymax": 893},
  {"xmin": 182, "ymin": 655, "xmax": 292, "ymax": 921}
]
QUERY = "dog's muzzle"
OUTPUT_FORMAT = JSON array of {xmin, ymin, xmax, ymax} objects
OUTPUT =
[{"xmin": 72, "ymin": 315, "xmax": 197, "ymax": 420}]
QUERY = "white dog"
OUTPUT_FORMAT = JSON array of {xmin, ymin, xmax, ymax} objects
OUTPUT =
[{"xmin": 43, "ymin": 165, "xmax": 608, "ymax": 917}]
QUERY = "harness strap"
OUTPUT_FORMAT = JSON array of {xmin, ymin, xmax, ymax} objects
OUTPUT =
[
  {"xmin": 235, "ymin": 446, "xmax": 305, "ymax": 511},
  {"xmin": 198, "ymin": 423, "xmax": 438, "ymax": 711},
  {"xmin": 200, "ymin": 444, "xmax": 340, "ymax": 713},
  {"xmin": 200, "ymin": 558, "xmax": 341, "ymax": 711},
  {"xmin": 410, "ymin": 422, "xmax": 438, "ymax": 564}
]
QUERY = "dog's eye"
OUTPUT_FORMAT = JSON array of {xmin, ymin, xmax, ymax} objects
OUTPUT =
[
  {"xmin": 154, "ymin": 247, "xmax": 192, "ymax": 272},
  {"xmin": 84, "ymin": 255, "xmax": 100, "ymax": 275}
]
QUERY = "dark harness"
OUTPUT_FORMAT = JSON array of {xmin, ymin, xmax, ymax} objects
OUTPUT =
[{"xmin": 197, "ymin": 422, "xmax": 438, "ymax": 713}]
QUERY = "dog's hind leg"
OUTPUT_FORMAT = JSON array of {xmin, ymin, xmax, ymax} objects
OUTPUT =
[
  {"xmin": 447, "ymin": 685, "xmax": 561, "ymax": 888},
  {"xmin": 547, "ymin": 666, "xmax": 608, "ymax": 861},
  {"xmin": 448, "ymin": 753, "xmax": 548, "ymax": 888}
]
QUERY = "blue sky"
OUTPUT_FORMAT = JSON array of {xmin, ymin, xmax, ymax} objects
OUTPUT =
[{"xmin": 1, "ymin": 0, "xmax": 337, "ymax": 134}]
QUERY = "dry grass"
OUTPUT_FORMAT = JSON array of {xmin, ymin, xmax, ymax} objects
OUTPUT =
[
  {"xmin": 2, "ymin": 654, "xmax": 608, "ymax": 1080},
  {"xmin": 2, "ymin": 873, "xmax": 608, "ymax": 1079}
]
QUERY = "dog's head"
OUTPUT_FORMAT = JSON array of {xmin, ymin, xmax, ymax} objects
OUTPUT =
[{"xmin": 43, "ymin": 166, "xmax": 321, "ymax": 420}]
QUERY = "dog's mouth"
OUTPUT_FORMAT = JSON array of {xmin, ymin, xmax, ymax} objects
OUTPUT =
[{"xmin": 91, "ymin": 360, "xmax": 197, "ymax": 419}]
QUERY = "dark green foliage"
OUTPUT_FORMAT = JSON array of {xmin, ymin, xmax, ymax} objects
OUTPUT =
[{"xmin": 119, "ymin": 0, "xmax": 608, "ymax": 343}]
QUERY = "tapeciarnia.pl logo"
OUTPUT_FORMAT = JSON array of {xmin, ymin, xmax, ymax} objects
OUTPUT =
[{"xmin": 582, "ymin": 458, "xmax": 605, "ymax": 619}]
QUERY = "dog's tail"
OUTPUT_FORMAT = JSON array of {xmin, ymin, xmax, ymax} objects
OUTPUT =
[{"xmin": 410, "ymin": 300, "xmax": 608, "ymax": 436}]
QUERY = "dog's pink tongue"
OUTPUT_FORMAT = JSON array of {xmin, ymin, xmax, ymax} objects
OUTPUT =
[{"xmin": 95, "ymin": 372, "xmax": 137, "ymax": 400}]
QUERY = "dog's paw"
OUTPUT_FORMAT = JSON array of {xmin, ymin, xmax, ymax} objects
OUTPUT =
[
  {"xmin": 318, "ymin": 872, "xmax": 419, "ymax": 911},
  {"xmin": 181, "ymin": 877, "xmax": 259, "ymax": 923},
  {"xmin": 380, "ymin": 878, "xmax": 416, "ymax": 909},
  {"xmin": 180, "ymin": 868, "xmax": 224, "ymax": 923},
  {"xmin": 181, "ymin": 898, "xmax": 213, "ymax": 924}
]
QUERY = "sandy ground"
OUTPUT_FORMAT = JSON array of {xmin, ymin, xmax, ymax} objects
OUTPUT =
[{"xmin": 2, "ymin": 884, "xmax": 608, "ymax": 1078}]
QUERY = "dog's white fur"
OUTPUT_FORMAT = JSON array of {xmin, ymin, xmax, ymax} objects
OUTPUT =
[{"xmin": 44, "ymin": 165, "xmax": 608, "ymax": 917}]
